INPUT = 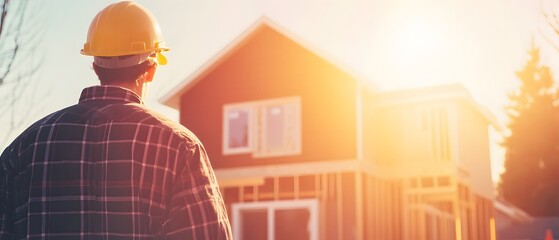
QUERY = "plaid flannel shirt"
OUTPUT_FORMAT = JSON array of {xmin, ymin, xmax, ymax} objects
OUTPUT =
[{"xmin": 0, "ymin": 85, "xmax": 232, "ymax": 240}]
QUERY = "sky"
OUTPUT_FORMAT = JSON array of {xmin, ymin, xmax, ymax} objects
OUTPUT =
[{"xmin": 1, "ymin": 0, "xmax": 557, "ymax": 184}]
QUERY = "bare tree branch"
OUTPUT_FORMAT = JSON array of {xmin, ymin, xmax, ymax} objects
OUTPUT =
[
  {"xmin": 0, "ymin": 0, "xmax": 44, "ymax": 145},
  {"xmin": 0, "ymin": 0, "xmax": 9, "ymax": 40},
  {"xmin": 0, "ymin": 0, "xmax": 27, "ymax": 86},
  {"xmin": 541, "ymin": 0, "xmax": 559, "ymax": 53}
]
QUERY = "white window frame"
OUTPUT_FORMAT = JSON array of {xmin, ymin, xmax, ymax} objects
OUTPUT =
[
  {"xmin": 232, "ymin": 199, "xmax": 319, "ymax": 240},
  {"xmin": 222, "ymin": 96, "xmax": 301, "ymax": 158},
  {"xmin": 254, "ymin": 97, "xmax": 302, "ymax": 158},
  {"xmin": 223, "ymin": 103, "xmax": 254, "ymax": 155}
]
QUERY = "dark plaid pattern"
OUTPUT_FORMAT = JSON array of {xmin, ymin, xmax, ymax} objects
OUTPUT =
[{"xmin": 0, "ymin": 85, "xmax": 232, "ymax": 240}]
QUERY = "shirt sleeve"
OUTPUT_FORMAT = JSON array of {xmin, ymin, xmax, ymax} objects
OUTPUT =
[
  {"xmin": 161, "ymin": 142, "xmax": 232, "ymax": 240},
  {"xmin": 0, "ymin": 146, "xmax": 16, "ymax": 240}
]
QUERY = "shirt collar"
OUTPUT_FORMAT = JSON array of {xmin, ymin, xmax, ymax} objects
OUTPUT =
[{"xmin": 79, "ymin": 85, "xmax": 143, "ymax": 104}]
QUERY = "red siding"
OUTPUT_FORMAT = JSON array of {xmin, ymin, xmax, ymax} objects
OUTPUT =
[{"xmin": 180, "ymin": 24, "xmax": 358, "ymax": 168}]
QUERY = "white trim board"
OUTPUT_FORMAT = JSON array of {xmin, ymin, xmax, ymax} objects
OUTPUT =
[{"xmin": 214, "ymin": 159, "xmax": 384, "ymax": 181}]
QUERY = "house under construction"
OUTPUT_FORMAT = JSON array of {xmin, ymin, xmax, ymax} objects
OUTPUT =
[{"xmin": 161, "ymin": 18, "xmax": 498, "ymax": 240}]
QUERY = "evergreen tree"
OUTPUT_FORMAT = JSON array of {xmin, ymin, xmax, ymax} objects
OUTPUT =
[{"xmin": 500, "ymin": 44, "xmax": 559, "ymax": 216}]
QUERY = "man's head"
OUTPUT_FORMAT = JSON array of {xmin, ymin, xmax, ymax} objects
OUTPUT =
[
  {"xmin": 92, "ymin": 53, "xmax": 157, "ymax": 85},
  {"xmin": 81, "ymin": 1, "xmax": 169, "ymax": 89}
]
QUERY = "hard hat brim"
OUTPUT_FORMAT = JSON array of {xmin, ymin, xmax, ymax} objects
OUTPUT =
[{"xmin": 80, "ymin": 47, "xmax": 170, "ymax": 57}]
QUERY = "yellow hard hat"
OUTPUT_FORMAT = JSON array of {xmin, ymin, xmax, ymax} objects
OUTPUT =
[{"xmin": 81, "ymin": 1, "xmax": 169, "ymax": 64}]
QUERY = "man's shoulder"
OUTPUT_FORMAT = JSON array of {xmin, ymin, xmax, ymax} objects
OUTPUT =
[
  {"xmin": 1, "ymin": 107, "xmax": 67, "ymax": 158},
  {"xmin": 2, "ymin": 104, "xmax": 200, "ymax": 153},
  {"xmin": 13, "ymin": 107, "xmax": 69, "ymax": 140},
  {"xmin": 134, "ymin": 107, "xmax": 201, "ymax": 146}
]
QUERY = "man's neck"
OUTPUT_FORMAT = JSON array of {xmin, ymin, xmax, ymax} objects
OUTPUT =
[{"xmin": 102, "ymin": 82, "xmax": 147, "ymax": 99}]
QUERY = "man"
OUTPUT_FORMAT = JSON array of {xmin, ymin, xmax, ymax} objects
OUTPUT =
[{"xmin": 0, "ymin": 1, "xmax": 232, "ymax": 239}]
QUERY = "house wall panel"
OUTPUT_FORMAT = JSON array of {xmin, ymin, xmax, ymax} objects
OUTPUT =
[
  {"xmin": 180, "ymin": 25, "xmax": 358, "ymax": 169},
  {"xmin": 220, "ymin": 171, "xmax": 407, "ymax": 240},
  {"xmin": 456, "ymin": 102, "xmax": 493, "ymax": 199}
]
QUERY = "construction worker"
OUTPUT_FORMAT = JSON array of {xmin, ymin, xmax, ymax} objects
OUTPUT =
[{"xmin": 0, "ymin": 1, "xmax": 232, "ymax": 239}]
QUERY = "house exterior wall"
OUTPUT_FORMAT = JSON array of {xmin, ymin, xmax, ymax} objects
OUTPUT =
[
  {"xmin": 165, "ymin": 20, "xmax": 497, "ymax": 240},
  {"xmin": 366, "ymin": 100, "xmax": 406, "ymax": 170},
  {"xmin": 455, "ymin": 102, "xmax": 494, "ymax": 199},
  {"xmin": 221, "ymin": 171, "xmax": 403, "ymax": 240},
  {"xmin": 179, "ymin": 25, "xmax": 358, "ymax": 169},
  {"xmin": 361, "ymin": 89, "xmax": 378, "ymax": 165},
  {"xmin": 368, "ymin": 100, "xmax": 457, "ymax": 177},
  {"xmin": 365, "ymin": 94, "xmax": 496, "ymax": 240}
]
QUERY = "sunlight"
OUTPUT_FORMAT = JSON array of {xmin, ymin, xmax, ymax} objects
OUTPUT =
[
  {"xmin": 371, "ymin": 0, "xmax": 506, "ymax": 100},
  {"xmin": 386, "ymin": 16, "xmax": 452, "ymax": 89},
  {"xmin": 366, "ymin": 0, "xmax": 489, "ymax": 92},
  {"xmin": 370, "ymin": 1, "xmax": 512, "ymax": 184},
  {"xmin": 391, "ymin": 20, "xmax": 447, "ymax": 66}
]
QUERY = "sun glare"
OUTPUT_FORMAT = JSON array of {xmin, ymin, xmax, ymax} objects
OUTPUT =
[
  {"xmin": 391, "ymin": 21, "xmax": 447, "ymax": 65},
  {"xmin": 369, "ymin": 1, "xmax": 475, "ymax": 91},
  {"xmin": 384, "ymin": 17, "xmax": 453, "ymax": 89}
]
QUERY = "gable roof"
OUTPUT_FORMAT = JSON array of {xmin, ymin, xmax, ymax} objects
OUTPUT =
[{"xmin": 159, "ymin": 16, "xmax": 375, "ymax": 109}]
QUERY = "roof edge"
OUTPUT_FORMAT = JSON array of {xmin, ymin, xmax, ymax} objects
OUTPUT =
[
  {"xmin": 373, "ymin": 83, "xmax": 503, "ymax": 132},
  {"xmin": 159, "ymin": 16, "xmax": 377, "ymax": 109},
  {"xmin": 494, "ymin": 200, "xmax": 533, "ymax": 222},
  {"xmin": 159, "ymin": 16, "xmax": 272, "ymax": 109}
]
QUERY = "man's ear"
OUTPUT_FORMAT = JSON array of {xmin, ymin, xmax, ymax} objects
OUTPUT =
[
  {"xmin": 145, "ymin": 64, "xmax": 157, "ymax": 83},
  {"xmin": 92, "ymin": 63, "xmax": 101, "ymax": 78}
]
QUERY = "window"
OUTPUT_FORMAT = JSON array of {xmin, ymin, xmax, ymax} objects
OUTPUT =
[
  {"xmin": 232, "ymin": 199, "xmax": 319, "ymax": 240},
  {"xmin": 437, "ymin": 176, "xmax": 451, "ymax": 187},
  {"xmin": 223, "ymin": 97, "xmax": 301, "ymax": 157},
  {"xmin": 421, "ymin": 177, "xmax": 434, "ymax": 188},
  {"xmin": 223, "ymin": 105, "xmax": 253, "ymax": 154}
]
